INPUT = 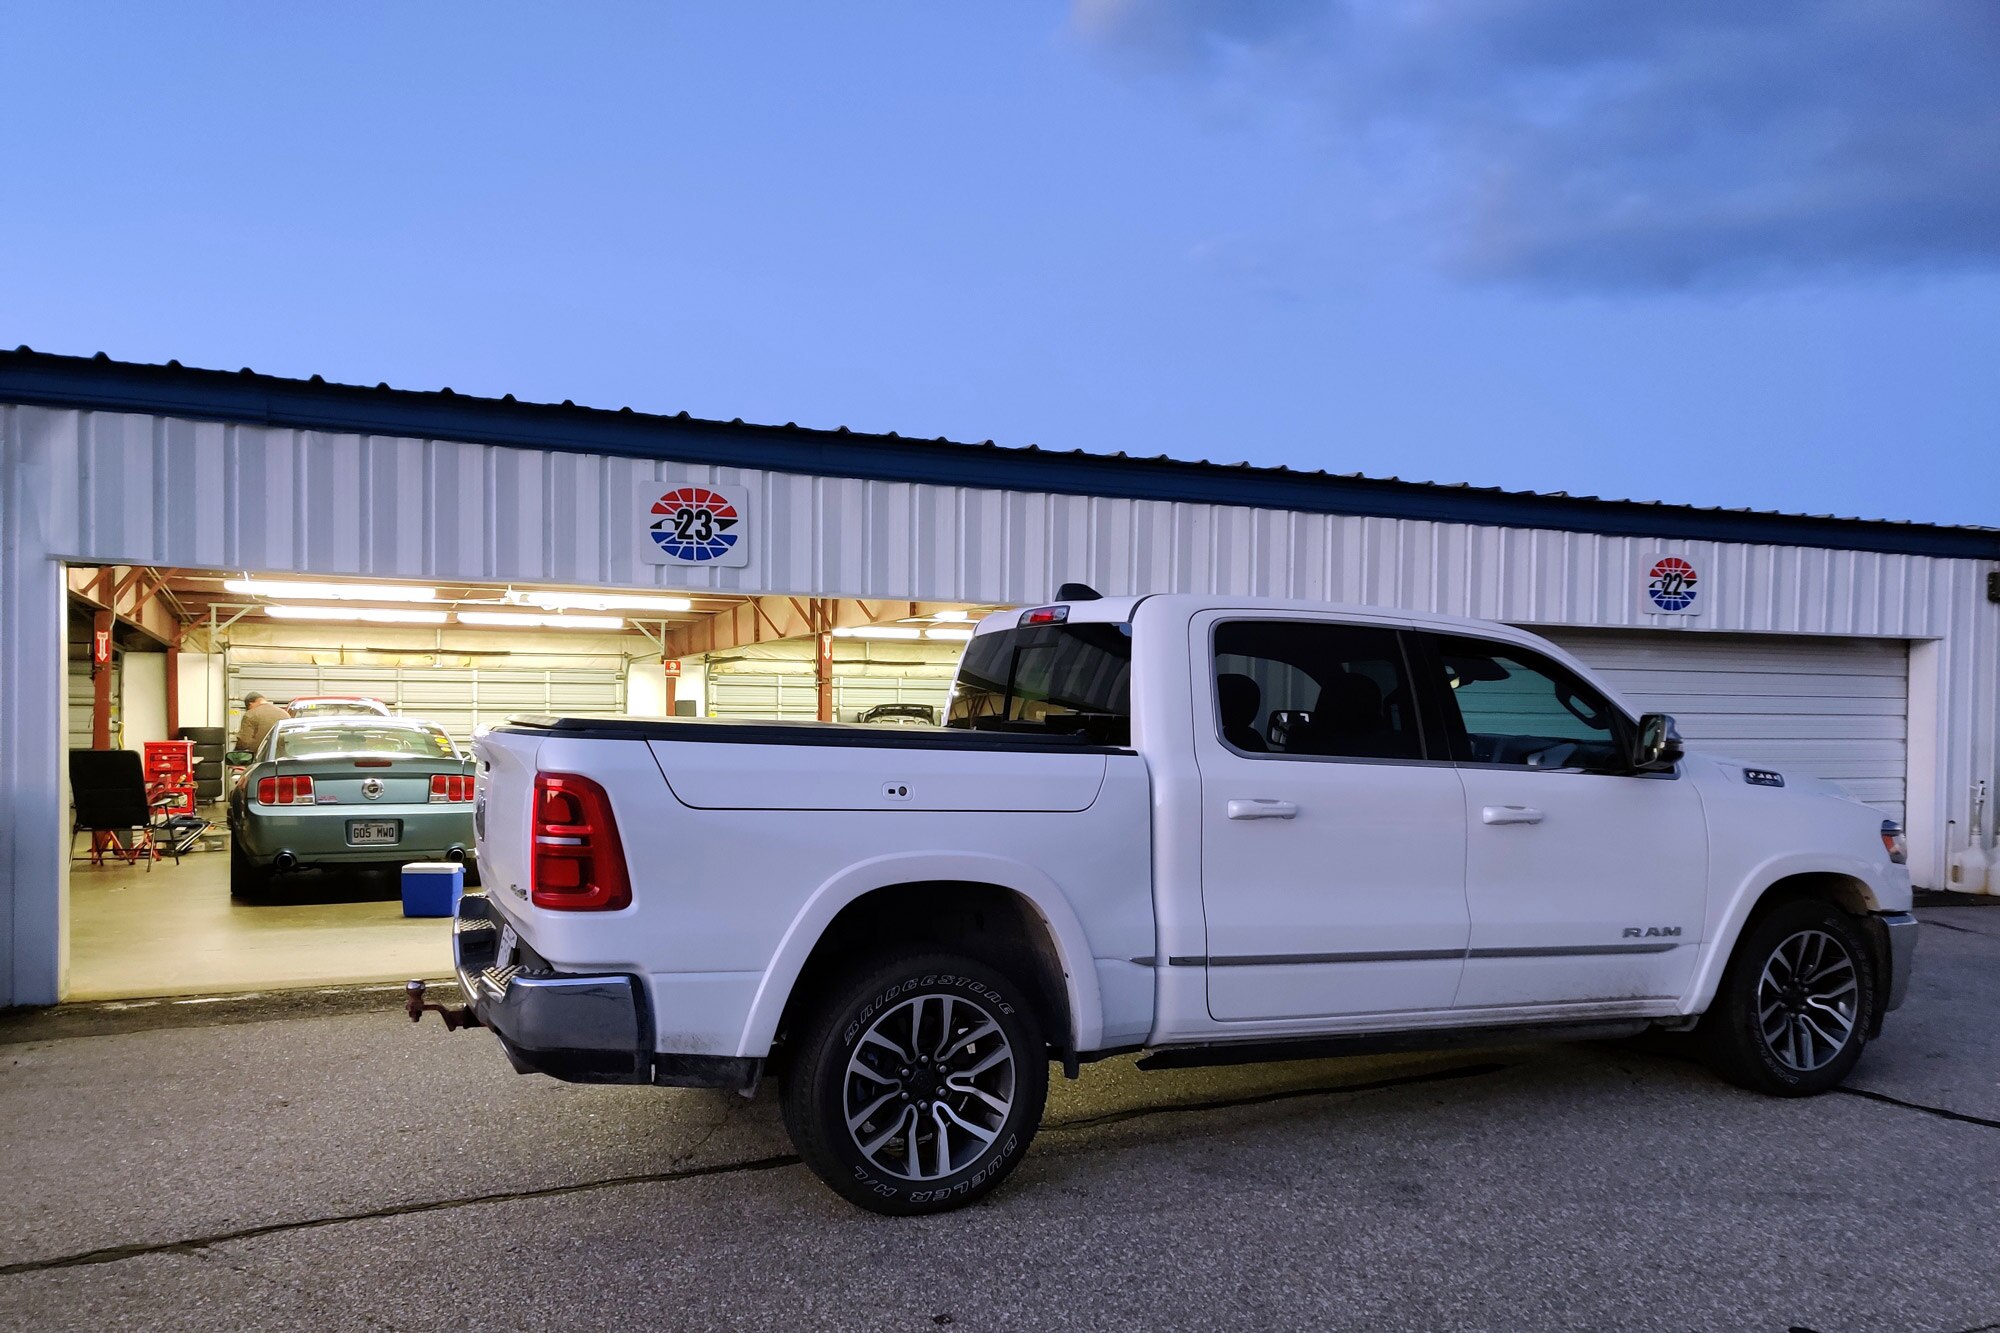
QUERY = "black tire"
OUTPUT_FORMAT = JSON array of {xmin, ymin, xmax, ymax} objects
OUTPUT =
[
  {"xmin": 1703, "ymin": 898, "xmax": 1875, "ymax": 1096},
  {"xmin": 193, "ymin": 759, "xmax": 223, "ymax": 781},
  {"xmin": 178, "ymin": 727, "xmax": 226, "ymax": 745},
  {"xmin": 228, "ymin": 842, "xmax": 268, "ymax": 902},
  {"xmin": 781, "ymin": 952, "xmax": 1049, "ymax": 1216}
]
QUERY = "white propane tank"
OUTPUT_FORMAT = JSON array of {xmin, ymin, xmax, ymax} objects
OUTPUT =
[{"xmin": 1950, "ymin": 780, "xmax": 1994, "ymax": 895}]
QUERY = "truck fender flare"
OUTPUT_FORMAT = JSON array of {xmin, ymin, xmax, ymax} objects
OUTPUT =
[
  {"xmin": 734, "ymin": 851, "xmax": 1105, "ymax": 1059},
  {"xmin": 1685, "ymin": 850, "xmax": 1887, "ymax": 1014}
]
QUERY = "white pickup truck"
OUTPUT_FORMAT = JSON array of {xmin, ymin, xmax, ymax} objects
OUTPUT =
[{"xmin": 447, "ymin": 590, "xmax": 1918, "ymax": 1215}]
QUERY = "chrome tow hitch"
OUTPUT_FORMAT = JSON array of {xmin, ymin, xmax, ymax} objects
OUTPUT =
[{"xmin": 405, "ymin": 978, "xmax": 480, "ymax": 1031}]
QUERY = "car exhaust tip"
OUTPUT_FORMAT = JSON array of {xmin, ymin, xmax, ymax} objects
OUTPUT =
[
  {"xmin": 273, "ymin": 852, "xmax": 299, "ymax": 873},
  {"xmin": 445, "ymin": 847, "xmax": 466, "ymax": 863}
]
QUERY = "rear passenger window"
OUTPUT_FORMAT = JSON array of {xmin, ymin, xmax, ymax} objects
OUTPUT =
[{"xmin": 1212, "ymin": 621, "xmax": 1424, "ymax": 761}]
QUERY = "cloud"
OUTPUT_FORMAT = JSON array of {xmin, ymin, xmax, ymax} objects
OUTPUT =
[{"xmin": 1074, "ymin": 1, "xmax": 2000, "ymax": 288}]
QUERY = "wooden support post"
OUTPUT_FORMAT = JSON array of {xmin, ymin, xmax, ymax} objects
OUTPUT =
[
  {"xmin": 814, "ymin": 599, "xmax": 835, "ymax": 723},
  {"xmin": 165, "ymin": 639, "xmax": 181, "ymax": 738},
  {"xmin": 91, "ymin": 609, "xmax": 114, "ymax": 749}
]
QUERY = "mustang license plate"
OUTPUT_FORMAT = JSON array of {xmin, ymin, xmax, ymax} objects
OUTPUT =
[{"xmin": 346, "ymin": 820, "xmax": 400, "ymax": 845}]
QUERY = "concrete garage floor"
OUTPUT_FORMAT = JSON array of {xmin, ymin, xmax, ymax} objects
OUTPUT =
[
  {"xmin": 2, "ymin": 907, "xmax": 1996, "ymax": 1333},
  {"xmin": 66, "ymin": 840, "xmax": 452, "ymax": 999}
]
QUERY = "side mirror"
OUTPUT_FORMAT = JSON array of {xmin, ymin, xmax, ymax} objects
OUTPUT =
[
  {"xmin": 1631, "ymin": 713, "xmax": 1684, "ymax": 772},
  {"xmin": 226, "ymin": 750, "xmax": 253, "ymax": 765}
]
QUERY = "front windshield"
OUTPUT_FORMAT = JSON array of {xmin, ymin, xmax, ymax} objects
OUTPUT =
[{"xmin": 273, "ymin": 723, "xmax": 457, "ymax": 760}]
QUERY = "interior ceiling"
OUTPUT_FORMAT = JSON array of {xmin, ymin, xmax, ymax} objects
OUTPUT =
[
  {"xmin": 85, "ymin": 568, "xmax": 1005, "ymax": 650},
  {"xmin": 155, "ymin": 570, "xmax": 727, "ymax": 636}
]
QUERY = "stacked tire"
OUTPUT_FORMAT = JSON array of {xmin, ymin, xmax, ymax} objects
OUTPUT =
[{"xmin": 179, "ymin": 727, "xmax": 227, "ymax": 804}]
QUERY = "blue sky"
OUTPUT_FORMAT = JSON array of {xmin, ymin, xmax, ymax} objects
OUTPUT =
[{"xmin": 3, "ymin": 2, "xmax": 1995, "ymax": 526}]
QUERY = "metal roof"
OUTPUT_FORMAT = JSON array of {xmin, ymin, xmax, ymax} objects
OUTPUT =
[{"xmin": 2, "ymin": 346, "xmax": 1994, "ymax": 560}]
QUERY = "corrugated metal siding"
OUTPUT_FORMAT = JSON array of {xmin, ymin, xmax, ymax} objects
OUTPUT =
[
  {"xmin": 21, "ymin": 404, "xmax": 1981, "ymax": 637},
  {"xmin": 1547, "ymin": 630, "xmax": 1909, "ymax": 820}
]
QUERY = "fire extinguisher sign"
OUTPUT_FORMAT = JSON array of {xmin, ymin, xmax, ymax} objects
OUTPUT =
[
  {"xmin": 637, "ymin": 483, "xmax": 751, "ymax": 569},
  {"xmin": 1641, "ymin": 554, "xmax": 1702, "ymax": 616}
]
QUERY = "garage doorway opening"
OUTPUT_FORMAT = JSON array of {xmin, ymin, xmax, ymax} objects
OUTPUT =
[{"xmin": 60, "ymin": 565, "xmax": 994, "ymax": 1000}]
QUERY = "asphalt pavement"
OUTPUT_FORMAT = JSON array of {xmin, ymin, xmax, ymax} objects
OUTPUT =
[{"xmin": 2, "ymin": 905, "xmax": 1996, "ymax": 1332}]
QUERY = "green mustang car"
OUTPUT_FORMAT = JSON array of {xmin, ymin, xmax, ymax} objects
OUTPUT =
[{"xmin": 227, "ymin": 716, "xmax": 476, "ymax": 898}]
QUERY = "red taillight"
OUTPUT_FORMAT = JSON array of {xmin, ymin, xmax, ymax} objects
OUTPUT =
[
  {"xmin": 257, "ymin": 775, "xmax": 314, "ymax": 805},
  {"xmin": 531, "ymin": 772, "xmax": 629, "ymax": 911},
  {"xmin": 429, "ymin": 773, "xmax": 474, "ymax": 803},
  {"xmin": 1018, "ymin": 605, "xmax": 1069, "ymax": 626}
]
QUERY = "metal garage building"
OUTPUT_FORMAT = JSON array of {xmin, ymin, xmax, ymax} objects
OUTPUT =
[{"xmin": 3, "ymin": 348, "xmax": 1996, "ymax": 1007}]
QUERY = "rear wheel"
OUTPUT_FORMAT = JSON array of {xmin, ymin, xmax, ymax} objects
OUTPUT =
[
  {"xmin": 1704, "ymin": 898, "xmax": 1874, "ymax": 1096},
  {"xmin": 228, "ymin": 842, "xmax": 268, "ymax": 901},
  {"xmin": 781, "ymin": 952, "xmax": 1049, "ymax": 1215}
]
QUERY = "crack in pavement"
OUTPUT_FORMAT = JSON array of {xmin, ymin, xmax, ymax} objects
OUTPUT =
[
  {"xmin": 1835, "ymin": 1085, "xmax": 2000, "ymax": 1131},
  {"xmin": 0, "ymin": 1155, "xmax": 802, "ymax": 1279},
  {"xmin": 1922, "ymin": 919, "xmax": 1995, "ymax": 938},
  {"xmin": 0, "ymin": 1060, "xmax": 1510, "ymax": 1278},
  {"xmin": 1043, "ymin": 1060, "xmax": 1511, "ymax": 1133}
]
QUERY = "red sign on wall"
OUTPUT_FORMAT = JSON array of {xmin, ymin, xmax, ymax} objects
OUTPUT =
[
  {"xmin": 92, "ymin": 628, "xmax": 112, "ymax": 666},
  {"xmin": 662, "ymin": 659, "xmax": 682, "ymax": 678}
]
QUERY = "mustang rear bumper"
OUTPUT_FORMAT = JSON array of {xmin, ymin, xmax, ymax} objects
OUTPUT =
[{"xmin": 451, "ymin": 893, "xmax": 760, "ymax": 1091}]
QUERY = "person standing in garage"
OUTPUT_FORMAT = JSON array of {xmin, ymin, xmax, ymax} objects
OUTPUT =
[{"xmin": 234, "ymin": 692, "xmax": 290, "ymax": 754}]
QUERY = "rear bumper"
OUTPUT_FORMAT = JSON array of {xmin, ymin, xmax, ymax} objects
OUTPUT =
[
  {"xmin": 451, "ymin": 893, "xmax": 760, "ymax": 1091},
  {"xmin": 237, "ymin": 805, "xmax": 475, "ymax": 866},
  {"xmin": 1878, "ymin": 911, "xmax": 1918, "ymax": 1014},
  {"xmin": 453, "ymin": 893, "xmax": 651, "ymax": 1083}
]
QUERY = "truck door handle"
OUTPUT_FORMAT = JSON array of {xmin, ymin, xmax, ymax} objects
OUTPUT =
[
  {"xmin": 1482, "ymin": 805, "xmax": 1544, "ymax": 826},
  {"xmin": 1228, "ymin": 799, "xmax": 1299, "ymax": 821}
]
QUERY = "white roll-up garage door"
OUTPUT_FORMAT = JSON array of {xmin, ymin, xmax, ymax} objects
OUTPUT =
[
  {"xmin": 708, "ymin": 671, "xmax": 953, "ymax": 723},
  {"xmin": 225, "ymin": 662, "xmax": 624, "ymax": 748},
  {"xmin": 1543, "ymin": 630, "xmax": 1909, "ymax": 821}
]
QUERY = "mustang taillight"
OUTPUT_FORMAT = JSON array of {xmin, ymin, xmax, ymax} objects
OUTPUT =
[
  {"xmin": 256, "ymin": 775, "xmax": 316, "ymax": 805},
  {"xmin": 531, "ymin": 772, "xmax": 630, "ymax": 911},
  {"xmin": 429, "ymin": 773, "xmax": 475, "ymax": 803}
]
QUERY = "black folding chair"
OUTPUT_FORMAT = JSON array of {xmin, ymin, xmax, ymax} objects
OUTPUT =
[{"xmin": 70, "ymin": 750, "xmax": 179, "ymax": 867}]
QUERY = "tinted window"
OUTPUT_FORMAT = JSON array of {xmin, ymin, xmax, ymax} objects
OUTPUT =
[
  {"xmin": 1432, "ymin": 635, "xmax": 1626, "ymax": 771},
  {"xmin": 1212, "ymin": 620, "xmax": 1424, "ymax": 761},
  {"xmin": 946, "ymin": 623, "xmax": 1131, "ymax": 745}
]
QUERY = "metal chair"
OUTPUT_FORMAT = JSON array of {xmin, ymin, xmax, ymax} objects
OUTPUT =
[{"xmin": 70, "ymin": 749, "xmax": 179, "ymax": 867}]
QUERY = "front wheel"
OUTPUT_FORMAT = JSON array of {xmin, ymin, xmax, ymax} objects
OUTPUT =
[
  {"xmin": 1704, "ymin": 898, "xmax": 1875, "ymax": 1096},
  {"xmin": 781, "ymin": 952, "xmax": 1049, "ymax": 1216}
]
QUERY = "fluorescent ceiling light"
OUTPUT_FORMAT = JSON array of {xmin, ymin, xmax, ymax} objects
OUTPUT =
[
  {"xmin": 931, "ymin": 610, "xmax": 971, "ymax": 622},
  {"xmin": 923, "ymin": 628, "xmax": 974, "ymax": 641},
  {"xmin": 831, "ymin": 626, "xmax": 924, "ymax": 640},
  {"xmin": 458, "ymin": 611, "xmax": 624, "ymax": 630},
  {"xmin": 226, "ymin": 578, "xmax": 437, "ymax": 602},
  {"xmin": 517, "ymin": 591, "xmax": 693, "ymax": 613},
  {"xmin": 265, "ymin": 605, "xmax": 448, "ymax": 625}
]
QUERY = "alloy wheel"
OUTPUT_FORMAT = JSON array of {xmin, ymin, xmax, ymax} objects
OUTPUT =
[
  {"xmin": 843, "ymin": 993, "xmax": 1017, "ymax": 1182},
  {"xmin": 1755, "ymin": 928, "xmax": 1859, "ymax": 1072}
]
